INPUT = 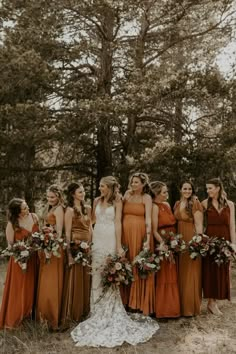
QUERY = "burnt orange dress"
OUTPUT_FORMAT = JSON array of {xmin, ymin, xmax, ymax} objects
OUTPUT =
[
  {"xmin": 121, "ymin": 201, "xmax": 155, "ymax": 315},
  {"xmin": 174, "ymin": 199, "xmax": 203, "ymax": 316},
  {"xmin": 61, "ymin": 211, "xmax": 91, "ymax": 324},
  {"xmin": 36, "ymin": 210, "xmax": 64, "ymax": 329},
  {"xmin": 203, "ymin": 205, "xmax": 231, "ymax": 300},
  {"xmin": 155, "ymin": 202, "xmax": 180, "ymax": 318},
  {"xmin": 0, "ymin": 216, "xmax": 39, "ymax": 329}
]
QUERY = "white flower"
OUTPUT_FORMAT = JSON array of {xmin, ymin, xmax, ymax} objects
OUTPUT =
[
  {"xmin": 190, "ymin": 252, "xmax": 198, "ymax": 259},
  {"xmin": 20, "ymin": 250, "xmax": 29, "ymax": 257},
  {"xmin": 115, "ymin": 262, "xmax": 122, "ymax": 270},
  {"xmin": 170, "ymin": 240, "xmax": 178, "ymax": 247},
  {"xmin": 80, "ymin": 241, "xmax": 89, "ymax": 249},
  {"xmin": 20, "ymin": 263, "xmax": 27, "ymax": 270},
  {"xmin": 196, "ymin": 236, "xmax": 202, "ymax": 243}
]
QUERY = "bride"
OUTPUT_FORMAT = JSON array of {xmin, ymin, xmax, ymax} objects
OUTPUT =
[{"xmin": 71, "ymin": 176, "xmax": 159, "ymax": 347}]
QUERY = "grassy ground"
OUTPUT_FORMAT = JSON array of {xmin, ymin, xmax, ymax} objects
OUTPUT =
[{"xmin": 0, "ymin": 262, "xmax": 236, "ymax": 354}]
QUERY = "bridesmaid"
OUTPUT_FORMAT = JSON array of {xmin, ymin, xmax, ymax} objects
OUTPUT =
[
  {"xmin": 0, "ymin": 198, "xmax": 39, "ymax": 329},
  {"xmin": 36, "ymin": 184, "xmax": 64, "ymax": 330},
  {"xmin": 174, "ymin": 181, "xmax": 203, "ymax": 316},
  {"xmin": 121, "ymin": 172, "xmax": 155, "ymax": 315},
  {"xmin": 61, "ymin": 182, "xmax": 92, "ymax": 325},
  {"xmin": 151, "ymin": 181, "xmax": 180, "ymax": 318},
  {"xmin": 202, "ymin": 178, "xmax": 236, "ymax": 315}
]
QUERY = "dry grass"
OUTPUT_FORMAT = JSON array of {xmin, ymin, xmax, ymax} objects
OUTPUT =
[{"xmin": 0, "ymin": 263, "xmax": 236, "ymax": 354}]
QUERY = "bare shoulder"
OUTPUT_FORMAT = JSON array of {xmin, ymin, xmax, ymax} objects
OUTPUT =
[
  {"xmin": 6, "ymin": 221, "xmax": 14, "ymax": 231},
  {"xmin": 65, "ymin": 206, "xmax": 73, "ymax": 215},
  {"xmin": 123, "ymin": 190, "xmax": 132, "ymax": 200},
  {"xmin": 227, "ymin": 200, "xmax": 235, "ymax": 209},
  {"xmin": 54, "ymin": 204, "xmax": 64, "ymax": 215},
  {"xmin": 143, "ymin": 193, "xmax": 152, "ymax": 202},
  {"xmin": 152, "ymin": 203, "xmax": 158, "ymax": 212}
]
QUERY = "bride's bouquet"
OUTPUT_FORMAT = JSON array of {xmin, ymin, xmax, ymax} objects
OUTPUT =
[
  {"xmin": 70, "ymin": 240, "xmax": 92, "ymax": 266},
  {"xmin": 100, "ymin": 253, "xmax": 134, "ymax": 291},
  {"xmin": 33, "ymin": 225, "xmax": 67, "ymax": 263},
  {"xmin": 188, "ymin": 234, "xmax": 210, "ymax": 260},
  {"xmin": 1, "ymin": 239, "xmax": 34, "ymax": 272},
  {"xmin": 208, "ymin": 237, "xmax": 236, "ymax": 266},
  {"xmin": 133, "ymin": 249, "xmax": 160, "ymax": 279},
  {"xmin": 155, "ymin": 230, "xmax": 186, "ymax": 262}
]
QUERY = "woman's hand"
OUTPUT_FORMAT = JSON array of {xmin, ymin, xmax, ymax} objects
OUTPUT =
[
  {"xmin": 159, "ymin": 242, "xmax": 168, "ymax": 252},
  {"xmin": 68, "ymin": 253, "xmax": 75, "ymax": 267},
  {"xmin": 117, "ymin": 246, "xmax": 125, "ymax": 257},
  {"xmin": 143, "ymin": 240, "xmax": 150, "ymax": 251}
]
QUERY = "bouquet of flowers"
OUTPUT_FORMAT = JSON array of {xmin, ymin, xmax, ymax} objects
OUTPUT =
[
  {"xmin": 1, "ymin": 239, "xmax": 34, "ymax": 272},
  {"xmin": 156, "ymin": 230, "xmax": 186, "ymax": 262},
  {"xmin": 188, "ymin": 234, "xmax": 210, "ymax": 260},
  {"xmin": 133, "ymin": 249, "xmax": 160, "ymax": 279},
  {"xmin": 208, "ymin": 237, "xmax": 236, "ymax": 266},
  {"xmin": 33, "ymin": 225, "xmax": 67, "ymax": 263},
  {"xmin": 100, "ymin": 253, "xmax": 134, "ymax": 291},
  {"xmin": 70, "ymin": 240, "xmax": 92, "ymax": 266}
]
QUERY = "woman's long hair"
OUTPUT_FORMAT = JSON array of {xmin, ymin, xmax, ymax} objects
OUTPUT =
[
  {"xmin": 128, "ymin": 172, "xmax": 152, "ymax": 196},
  {"xmin": 42, "ymin": 184, "xmax": 64, "ymax": 221},
  {"xmin": 7, "ymin": 198, "xmax": 25, "ymax": 229},
  {"xmin": 206, "ymin": 178, "xmax": 228, "ymax": 210},
  {"xmin": 100, "ymin": 176, "xmax": 120, "ymax": 205},
  {"xmin": 180, "ymin": 180, "xmax": 196, "ymax": 217},
  {"xmin": 150, "ymin": 181, "xmax": 166, "ymax": 199},
  {"xmin": 65, "ymin": 182, "xmax": 87, "ymax": 216}
]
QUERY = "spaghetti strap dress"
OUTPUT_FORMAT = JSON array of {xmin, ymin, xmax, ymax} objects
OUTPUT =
[
  {"xmin": 154, "ymin": 202, "xmax": 180, "ymax": 318},
  {"xmin": 121, "ymin": 201, "xmax": 155, "ymax": 315},
  {"xmin": 0, "ymin": 215, "xmax": 39, "ymax": 329},
  {"xmin": 174, "ymin": 200, "xmax": 203, "ymax": 316},
  {"xmin": 36, "ymin": 210, "xmax": 64, "ymax": 329}
]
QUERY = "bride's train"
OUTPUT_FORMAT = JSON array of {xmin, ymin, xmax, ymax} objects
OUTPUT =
[{"xmin": 71, "ymin": 287, "xmax": 159, "ymax": 347}]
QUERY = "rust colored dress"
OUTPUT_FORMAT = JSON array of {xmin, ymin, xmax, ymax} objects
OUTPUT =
[
  {"xmin": 36, "ymin": 210, "xmax": 64, "ymax": 329},
  {"xmin": 174, "ymin": 199, "xmax": 203, "ymax": 316},
  {"xmin": 0, "ymin": 216, "xmax": 39, "ymax": 329},
  {"xmin": 61, "ymin": 211, "xmax": 91, "ymax": 324},
  {"xmin": 202, "ymin": 205, "xmax": 231, "ymax": 300},
  {"xmin": 154, "ymin": 202, "xmax": 180, "ymax": 318},
  {"xmin": 121, "ymin": 201, "xmax": 155, "ymax": 315}
]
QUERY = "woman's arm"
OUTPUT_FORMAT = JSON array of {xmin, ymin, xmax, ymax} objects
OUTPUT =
[
  {"xmin": 228, "ymin": 201, "xmax": 236, "ymax": 244},
  {"xmin": 91, "ymin": 197, "xmax": 100, "ymax": 225},
  {"xmin": 64, "ymin": 207, "xmax": 74, "ymax": 265},
  {"xmin": 152, "ymin": 204, "xmax": 163, "ymax": 243},
  {"xmin": 193, "ymin": 210, "xmax": 203, "ymax": 235},
  {"xmin": 143, "ymin": 194, "xmax": 152, "ymax": 249},
  {"xmin": 54, "ymin": 205, "xmax": 64, "ymax": 238},
  {"xmin": 86, "ymin": 206, "xmax": 93, "ymax": 242},
  {"xmin": 6, "ymin": 222, "xmax": 14, "ymax": 245},
  {"xmin": 115, "ymin": 200, "xmax": 123, "ymax": 255}
]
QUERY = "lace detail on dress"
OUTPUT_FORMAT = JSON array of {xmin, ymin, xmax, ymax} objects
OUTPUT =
[
  {"xmin": 71, "ymin": 202, "xmax": 159, "ymax": 347},
  {"xmin": 71, "ymin": 287, "xmax": 159, "ymax": 347}
]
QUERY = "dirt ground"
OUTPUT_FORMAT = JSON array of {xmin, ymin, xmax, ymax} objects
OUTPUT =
[{"xmin": 0, "ymin": 262, "xmax": 236, "ymax": 354}]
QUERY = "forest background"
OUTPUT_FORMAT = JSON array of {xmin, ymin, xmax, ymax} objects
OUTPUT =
[{"xmin": 0, "ymin": 0, "xmax": 236, "ymax": 242}]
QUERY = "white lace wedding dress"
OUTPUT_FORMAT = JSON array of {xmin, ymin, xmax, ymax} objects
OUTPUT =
[{"xmin": 71, "ymin": 203, "xmax": 159, "ymax": 348}]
